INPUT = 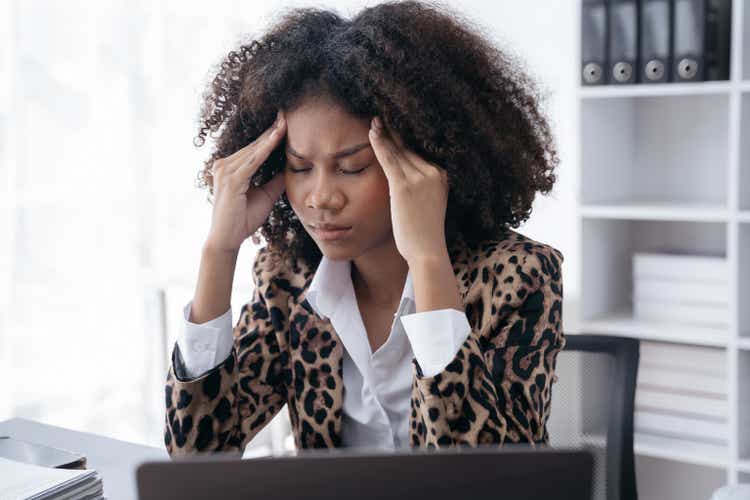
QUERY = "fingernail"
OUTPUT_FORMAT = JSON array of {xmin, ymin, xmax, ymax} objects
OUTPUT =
[
  {"xmin": 372, "ymin": 116, "xmax": 382, "ymax": 129},
  {"xmin": 370, "ymin": 117, "xmax": 381, "ymax": 135}
]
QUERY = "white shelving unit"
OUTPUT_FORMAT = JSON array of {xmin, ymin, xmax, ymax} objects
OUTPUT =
[{"xmin": 573, "ymin": 0, "xmax": 750, "ymax": 493}]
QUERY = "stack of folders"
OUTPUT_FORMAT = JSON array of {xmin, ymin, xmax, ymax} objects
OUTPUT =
[
  {"xmin": 0, "ymin": 456, "xmax": 104, "ymax": 499},
  {"xmin": 632, "ymin": 252, "xmax": 729, "ymax": 329},
  {"xmin": 635, "ymin": 341, "xmax": 728, "ymax": 445},
  {"xmin": 581, "ymin": 0, "xmax": 732, "ymax": 86}
]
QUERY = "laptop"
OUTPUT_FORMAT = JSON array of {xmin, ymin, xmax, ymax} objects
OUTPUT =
[{"xmin": 137, "ymin": 444, "xmax": 593, "ymax": 500}]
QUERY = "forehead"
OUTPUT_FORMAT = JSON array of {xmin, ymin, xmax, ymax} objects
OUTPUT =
[{"xmin": 284, "ymin": 97, "xmax": 371, "ymax": 159}]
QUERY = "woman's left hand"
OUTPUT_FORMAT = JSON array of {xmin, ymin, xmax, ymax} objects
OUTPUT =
[{"xmin": 368, "ymin": 116, "xmax": 450, "ymax": 264}]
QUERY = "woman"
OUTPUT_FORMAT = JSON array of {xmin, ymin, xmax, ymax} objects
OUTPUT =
[{"xmin": 164, "ymin": 0, "xmax": 564, "ymax": 455}]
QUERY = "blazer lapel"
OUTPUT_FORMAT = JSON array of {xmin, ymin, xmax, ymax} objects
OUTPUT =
[{"xmin": 284, "ymin": 239, "xmax": 473, "ymax": 449}]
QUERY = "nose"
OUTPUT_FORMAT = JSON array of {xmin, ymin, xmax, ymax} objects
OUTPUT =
[
  {"xmin": 305, "ymin": 171, "xmax": 344, "ymax": 210},
  {"xmin": 307, "ymin": 190, "xmax": 343, "ymax": 210}
]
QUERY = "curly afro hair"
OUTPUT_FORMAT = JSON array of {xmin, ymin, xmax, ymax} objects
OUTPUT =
[{"xmin": 193, "ymin": 0, "xmax": 559, "ymax": 271}]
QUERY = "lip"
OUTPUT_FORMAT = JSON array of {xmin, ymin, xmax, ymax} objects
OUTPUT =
[{"xmin": 311, "ymin": 225, "xmax": 352, "ymax": 241}]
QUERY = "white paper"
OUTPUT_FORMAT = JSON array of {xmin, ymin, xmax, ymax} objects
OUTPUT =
[{"xmin": 0, "ymin": 456, "xmax": 99, "ymax": 500}]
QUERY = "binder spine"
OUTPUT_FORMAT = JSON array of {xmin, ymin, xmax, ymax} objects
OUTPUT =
[
  {"xmin": 640, "ymin": 0, "xmax": 672, "ymax": 82},
  {"xmin": 704, "ymin": 0, "xmax": 731, "ymax": 80},
  {"xmin": 672, "ymin": 0, "xmax": 706, "ymax": 81},
  {"xmin": 582, "ymin": 0, "xmax": 609, "ymax": 85},
  {"xmin": 608, "ymin": 0, "xmax": 640, "ymax": 84}
]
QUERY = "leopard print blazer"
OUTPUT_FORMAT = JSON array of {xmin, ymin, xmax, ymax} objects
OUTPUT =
[{"xmin": 164, "ymin": 228, "xmax": 565, "ymax": 455}]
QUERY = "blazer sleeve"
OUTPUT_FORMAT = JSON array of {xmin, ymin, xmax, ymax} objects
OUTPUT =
[
  {"xmin": 164, "ymin": 247, "xmax": 289, "ymax": 457},
  {"xmin": 409, "ymin": 247, "xmax": 565, "ymax": 447}
]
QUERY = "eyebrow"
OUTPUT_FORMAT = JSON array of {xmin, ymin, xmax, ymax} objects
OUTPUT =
[{"xmin": 285, "ymin": 142, "xmax": 371, "ymax": 160}]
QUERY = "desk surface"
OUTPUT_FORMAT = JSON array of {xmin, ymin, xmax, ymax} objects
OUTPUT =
[{"xmin": 0, "ymin": 418, "xmax": 168, "ymax": 500}]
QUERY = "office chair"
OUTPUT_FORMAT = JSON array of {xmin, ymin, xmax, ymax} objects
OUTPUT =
[{"xmin": 547, "ymin": 334, "xmax": 640, "ymax": 500}]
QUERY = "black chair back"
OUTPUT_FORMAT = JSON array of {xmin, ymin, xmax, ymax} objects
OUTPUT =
[{"xmin": 548, "ymin": 334, "xmax": 639, "ymax": 500}]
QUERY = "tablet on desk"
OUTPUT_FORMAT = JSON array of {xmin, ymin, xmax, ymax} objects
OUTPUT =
[
  {"xmin": 0, "ymin": 435, "xmax": 87, "ymax": 469},
  {"xmin": 137, "ymin": 445, "xmax": 593, "ymax": 500}
]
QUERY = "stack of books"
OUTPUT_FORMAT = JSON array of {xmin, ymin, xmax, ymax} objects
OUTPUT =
[
  {"xmin": 634, "ymin": 341, "xmax": 728, "ymax": 445},
  {"xmin": 632, "ymin": 252, "xmax": 729, "ymax": 328}
]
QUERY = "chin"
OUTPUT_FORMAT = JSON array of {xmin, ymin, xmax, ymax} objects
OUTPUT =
[{"xmin": 318, "ymin": 244, "xmax": 356, "ymax": 261}]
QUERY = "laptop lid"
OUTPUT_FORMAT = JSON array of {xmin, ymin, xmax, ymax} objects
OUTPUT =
[{"xmin": 137, "ymin": 445, "xmax": 593, "ymax": 500}]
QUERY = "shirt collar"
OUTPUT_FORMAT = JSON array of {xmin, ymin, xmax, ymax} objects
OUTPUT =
[{"xmin": 305, "ymin": 255, "xmax": 415, "ymax": 320}]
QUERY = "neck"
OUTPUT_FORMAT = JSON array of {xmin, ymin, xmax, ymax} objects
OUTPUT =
[{"xmin": 350, "ymin": 240, "xmax": 409, "ymax": 307}]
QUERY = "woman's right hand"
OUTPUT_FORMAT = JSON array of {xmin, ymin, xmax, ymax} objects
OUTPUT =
[{"xmin": 204, "ymin": 111, "xmax": 287, "ymax": 253}]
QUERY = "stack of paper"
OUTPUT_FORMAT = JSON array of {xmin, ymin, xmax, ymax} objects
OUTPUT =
[
  {"xmin": 635, "ymin": 341, "xmax": 728, "ymax": 445},
  {"xmin": 632, "ymin": 252, "xmax": 729, "ymax": 328},
  {"xmin": 0, "ymin": 456, "xmax": 104, "ymax": 499}
]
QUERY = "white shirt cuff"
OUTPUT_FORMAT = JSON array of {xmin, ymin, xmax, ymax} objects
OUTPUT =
[
  {"xmin": 175, "ymin": 299, "xmax": 234, "ymax": 378},
  {"xmin": 400, "ymin": 308, "xmax": 472, "ymax": 378}
]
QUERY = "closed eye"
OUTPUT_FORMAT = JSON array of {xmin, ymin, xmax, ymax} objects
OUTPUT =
[{"xmin": 287, "ymin": 164, "xmax": 370, "ymax": 175}]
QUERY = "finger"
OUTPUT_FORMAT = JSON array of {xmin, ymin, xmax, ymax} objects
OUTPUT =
[
  {"xmin": 369, "ymin": 117, "xmax": 414, "ymax": 184},
  {"xmin": 212, "ymin": 118, "xmax": 281, "ymax": 178},
  {"xmin": 224, "ymin": 111, "xmax": 286, "ymax": 174},
  {"xmin": 369, "ymin": 125, "xmax": 406, "ymax": 184},
  {"xmin": 387, "ymin": 127, "xmax": 430, "ymax": 178},
  {"xmin": 256, "ymin": 168, "xmax": 287, "ymax": 204},
  {"xmin": 232, "ymin": 114, "xmax": 287, "ymax": 180},
  {"xmin": 386, "ymin": 126, "xmax": 445, "ymax": 180},
  {"xmin": 401, "ymin": 147, "xmax": 444, "ymax": 180},
  {"xmin": 372, "ymin": 118, "xmax": 425, "ymax": 182}
]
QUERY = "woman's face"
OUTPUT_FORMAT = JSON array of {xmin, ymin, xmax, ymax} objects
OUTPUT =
[{"xmin": 283, "ymin": 96, "xmax": 394, "ymax": 261}]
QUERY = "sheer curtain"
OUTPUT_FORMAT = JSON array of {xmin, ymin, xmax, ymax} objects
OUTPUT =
[{"xmin": 0, "ymin": 0, "xmax": 342, "ymax": 451}]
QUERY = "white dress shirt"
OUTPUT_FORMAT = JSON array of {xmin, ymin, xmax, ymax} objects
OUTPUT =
[{"xmin": 176, "ymin": 254, "xmax": 472, "ymax": 450}]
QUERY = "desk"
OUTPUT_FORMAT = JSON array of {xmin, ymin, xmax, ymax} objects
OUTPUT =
[{"xmin": 0, "ymin": 418, "xmax": 168, "ymax": 500}]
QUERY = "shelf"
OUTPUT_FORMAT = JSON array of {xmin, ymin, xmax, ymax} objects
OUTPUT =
[
  {"xmin": 634, "ymin": 434, "xmax": 729, "ymax": 468},
  {"xmin": 580, "ymin": 202, "xmax": 730, "ymax": 222},
  {"xmin": 582, "ymin": 432, "xmax": 729, "ymax": 468},
  {"xmin": 580, "ymin": 311, "xmax": 729, "ymax": 347},
  {"xmin": 739, "ymin": 460, "xmax": 750, "ymax": 473},
  {"xmin": 580, "ymin": 94, "xmax": 729, "ymax": 206},
  {"xmin": 739, "ymin": 338, "xmax": 750, "ymax": 350},
  {"xmin": 739, "ymin": 212, "xmax": 750, "ymax": 223},
  {"xmin": 578, "ymin": 81, "xmax": 732, "ymax": 99}
]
